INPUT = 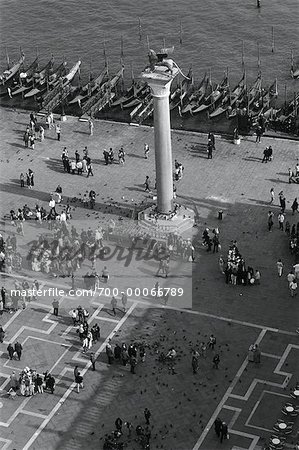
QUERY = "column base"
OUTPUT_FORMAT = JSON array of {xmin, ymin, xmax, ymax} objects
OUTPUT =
[{"xmin": 138, "ymin": 203, "xmax": 195, "ymax": 236}]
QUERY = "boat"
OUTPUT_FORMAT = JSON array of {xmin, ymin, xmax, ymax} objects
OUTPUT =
[
  {"xmin": 68, "ymin": 66, "xmax": 109, "ymax": 105},
  {"xmin": 80, "ymin": 67, "xmax": 124, "ymax": 116},
  {"xmin": 25, "ymin": 60, "xmax": 67, "ymax": 98},
  {"xmin": 209, "ymin": 74, "xmax": 245, "ymax": 118},
  {"xmin": 253, "ymin": 79, "xmax": 278, "ymax": 118},
  {"xmin": 181, "ymin": 73, "xmax": 208, "ymax": 115},
  {"xmin": 192, "ymin": 73, "xmax": 228, "ymax": 115},
  {"xmin": 112, "ymin": 82, "xmax": 147, "ymax": 108},
  {"xmin": 135, "ymin": 98, "xmax": 154, "ymax": 123},
  {"xmin": 0, "ymin": 55, "xmax": 25, "ymax": 85},
  {"xmin": 291, "ymin": 50, "xmax": 299, "ymax": 79},
  {"xmin": 10, "ymin": 58, "xmax": 39, "ymax": 96},
  {"xmin": 42, "ymin": 60, "xmax": 81, "ymax": 110},
  {"xmin": 169, "ymin": 70, "xmax": 192, "ymax": 111}
]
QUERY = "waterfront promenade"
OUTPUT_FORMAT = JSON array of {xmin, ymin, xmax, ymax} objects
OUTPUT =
[{"xmin": 0, "ymin": 106, "xmax": 298, "ymax": 450}]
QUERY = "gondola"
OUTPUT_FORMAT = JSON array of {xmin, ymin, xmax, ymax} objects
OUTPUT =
[
  {"xmin": 42, "ymin": 60, "xmax": 81, "ymax": 110},
  {"xmin": 80, "ymin": 67, "xmax": 124, "ymax": 117},
  {"xmin": 10, "ymin": 58, "xmax": 39, "ymax": 96},
  {"xmin": 0, "ymin": 55, "xmax": 25, "ymax": 85},
  {"xmin": 192, "ymin": 73, "xmax": 228, "ymax": 114},
  {"xmin": 181, "ymin": 73, "xmax": 207, "ymax": 115},
  {"xmin": 209, "ymin": 74, "xmax": 245, "ymax": 118},
  {"xmin": 25, "ymin": 60, "xmax": 67, "ymax": 98},
  {"xmin": 68, "ymin": 66, "xmax": 109, "ymax": 105}
]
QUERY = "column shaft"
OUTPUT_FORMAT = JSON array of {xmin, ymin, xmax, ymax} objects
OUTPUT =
[{"xmin": 153, "ymin": 94, "xmax": 173, "ymax": 214}]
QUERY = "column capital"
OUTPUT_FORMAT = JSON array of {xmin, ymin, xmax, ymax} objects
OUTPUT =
[{"xmin": 141, "ymin": 66, "xmax": 179, "ymax": 97}]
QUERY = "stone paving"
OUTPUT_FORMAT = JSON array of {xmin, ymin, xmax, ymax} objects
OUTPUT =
[{"xmin": 0, "ymin": 107, "xmax": 298, "ymax": 450}]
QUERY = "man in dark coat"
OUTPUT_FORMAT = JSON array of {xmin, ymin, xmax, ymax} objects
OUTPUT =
[
  {"xmin": 7, "ymin": 343, "xmax": 14, "ymax": 359},
  {"xmin": 214, "ymin": 417, "xmax": 222, "ymax": 437}
]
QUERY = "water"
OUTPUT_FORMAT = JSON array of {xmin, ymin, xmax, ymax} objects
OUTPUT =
[{"xmin": 0, "ymin": 0, "xmax": 298, "ymax": 96}]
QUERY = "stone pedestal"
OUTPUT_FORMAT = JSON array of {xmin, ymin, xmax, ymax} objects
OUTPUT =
[{"xmin": 141, "ymin": 66, "xmax": 179, "ymax": 215}]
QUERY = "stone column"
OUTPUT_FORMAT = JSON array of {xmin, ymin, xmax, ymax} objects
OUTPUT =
[{"xmin": 142, "ymin": 67, "xmax": 179, "ymax": 214}]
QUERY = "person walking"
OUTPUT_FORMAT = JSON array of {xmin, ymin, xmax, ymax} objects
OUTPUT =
[
  {"xmin": 7, "ymin": 343, "xmax": 15, "ymax": 360},
  {"xmin": 270, "ymin": 188, "xmax": 275, "ymax": 204},
  {"xmin": 75, "ymin": 372, "xmax": 84, "ymax": 393},
  {"xmin": 52, "ymin": 299, "xmax": 59, "ymax": 316},
  {"xmin": 278, "ymin": 212, "xmax": 285, "ymax": 231},
  {"xmin": 14, "ymin": 341, "xmax": 23, "ymax": 360},
  {"xmin": 144, "ymin": 176, "xmax": 151, "ymax": 192},
  {"xmin": 56, "ymin": 123, "xmax": 61, "ymax": 141},
  {"xmin": 277, "ymin": 259, "xmax": 284, "ymax": 277},
  {"xmin": 144, "ymin": 408, "xmax": 151, "ymax": 425}
]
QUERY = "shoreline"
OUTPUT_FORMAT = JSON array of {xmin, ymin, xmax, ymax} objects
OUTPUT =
[{"xmin": 1, "ymin": 105, "xmax": 299, "ymax": 142}]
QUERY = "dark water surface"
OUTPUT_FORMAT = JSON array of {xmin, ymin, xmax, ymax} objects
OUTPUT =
[{"xmin": 0, "ymin": 0, "xmax": 298, "ymax": 92}]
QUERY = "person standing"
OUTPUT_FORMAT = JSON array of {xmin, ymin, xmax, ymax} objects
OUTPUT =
[
  {"xmin": 208, "ymin": 334, "xmax": 217, "ymax": 350},
  {"xmin": 207, "ymin": 140, "xmax": 213, "ymax": 159},
  {"xmin": 290, "ymin": 280, "xmax": 298, "ymax": 297},
  {"xmin": 130, "ymin": 355, "xmax": 137, "ymax": 374},
  {"xmin": 20, "ymin": 173, "xmax": 25, "ymax": 187},
  {"xmin": 88, "ymin": 119, "xmax": 94, "ymax": 136},
  {"xmin": 144, "ymin": 408, "xmax": 151, "ymax": 425},
  {"xmin": 213, "ymin": 354, "xmax": 220, "ymax": 369},
  {"xmin": 89, "ymin": 353, "xmax": 96, "ymax": 372},
  {"xmin": 144, "ymin": 143, "xmax": 150, "ymax": 159},
  {"xmin": 121, "ymin": 292, "xmax": 127, "ymax": 312},
  {"xmin": 1, "ymin": 286, "xmax": 6, "ymax": 309},
  {"xmin": 14, "ymin": 341, "xmax": 23, "ymax": 360},
  {"xmin": 278, "ymin": 212, "xmax": 285, "ymax": 231},
  {"xmin": 214, "ymin": 417, "xmax": 222, "ymax": 438},
  {"xmin": 56, "ymin": 123, "xmax": 61, "ymax": 141},
  {"xmin": 39, "ymin": 125, "xmax": 45, "ymax": 141},
  {"xmin": 52, "ymin": 298, "xmax": 59, "ymax": 316},
  {"xmin": 276, "ymin": 259, "xmax": 284, "ymax": 277},
  {"xmin": 270, "ymin": 188, "xmax": 275, "ymax": 204},
  {"xmin": 268, "ymin": 211, "xmax": 274, "ymax": 232},
  {"xmin": 111, "ymin": 296, "xmax": 117, "ymax": 316},
  {"xmin": 255, "ymin": 125, "xmax": 262, "ymax": 143},
  {"xmin": 106, "ymin": 341, "xmax": 114, "ymax": 364},
  {"xmin": 24, "ymin": 131, "xmax": 29, "ymax": 147},
  {"xmin": 191, "ymin": 350, "xmax": 199, "ymax": 374},
  {"xmin": 7, "ymin": 343, "xmax": 14, "ymax": 359},
  {"xmin": 291, "ymin": 198, "xmax": 298, "ymax": 215},
  {"xmin": 220, "ymin": 421, "xmax": 228, "ymax": 442},
  {"xmin": 87, "ymin": 163, "xmax": 94, "ymax": 177}
]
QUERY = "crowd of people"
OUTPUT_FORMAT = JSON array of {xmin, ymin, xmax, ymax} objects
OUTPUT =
[
  {"xmin": 6, "ymin": 367, "xmax": 56, "ymax": 398},
  {"xmin": 211, "ymin": 239, "xmax": 262, "ymax": 286}
]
